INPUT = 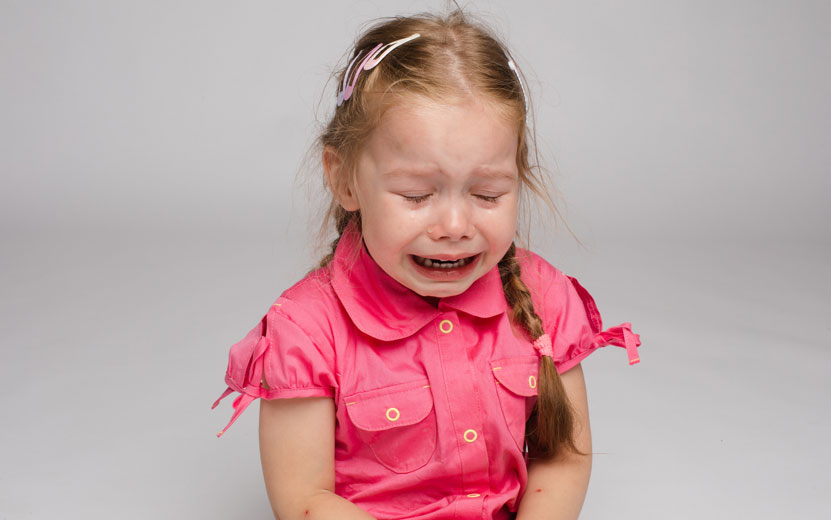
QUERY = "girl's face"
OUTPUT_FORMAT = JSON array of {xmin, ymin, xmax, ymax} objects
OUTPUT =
[{"xmin": 341, "ymin": 95, "xmax": 520, "ymax": 298}]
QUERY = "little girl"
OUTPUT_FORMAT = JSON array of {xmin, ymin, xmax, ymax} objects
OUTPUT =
[{"xmin": 213, "ymin": 10, "xmax": 641, "ymax": 520}]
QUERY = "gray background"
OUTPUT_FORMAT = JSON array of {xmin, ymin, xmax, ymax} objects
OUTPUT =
[{"xmin": 1, "ymin": 0, "xmax": 829, "ymax": 518}]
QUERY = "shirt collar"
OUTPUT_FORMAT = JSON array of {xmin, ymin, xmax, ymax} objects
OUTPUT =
[{"xmin": 330, "ymin": 221, "xmax": 508, "ymax": 341}]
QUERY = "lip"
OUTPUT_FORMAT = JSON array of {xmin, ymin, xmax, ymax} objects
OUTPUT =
[
  {"xmin": 414, "ymin": 253, "xmax": 478, "ymax": 262},
  {"xmin": 409, "ymin": 253, "xmax": 481, "ymax": 281}
]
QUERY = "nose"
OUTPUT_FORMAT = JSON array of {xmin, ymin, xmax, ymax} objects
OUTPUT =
[{"xmin": 427, "ymin": 198, "xmax": 474, "ymax": 241}]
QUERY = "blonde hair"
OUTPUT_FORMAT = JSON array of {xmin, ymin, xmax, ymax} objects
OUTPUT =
[{"xmin": 311, "ymin": 9, "xmax": 584, "ymax": 460}]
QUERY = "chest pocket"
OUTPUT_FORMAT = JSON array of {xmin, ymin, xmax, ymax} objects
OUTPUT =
[
  {"xmin": 344, "ymin": 379, "xmax": 437, "ymax": 474},
  {"xmin": 491, "ymin": 356, "xmax": 540, "ymax": 451}
]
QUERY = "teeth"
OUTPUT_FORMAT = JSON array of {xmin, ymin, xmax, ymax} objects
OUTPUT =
[{"xmin": 415, "ymin": 255, "xmax": 474, "ymax": 269}]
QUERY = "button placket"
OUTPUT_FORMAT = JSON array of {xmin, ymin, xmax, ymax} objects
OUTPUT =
[
  {"xmin": 438, "ymin": 319, "xmax": 453, "ymax": 334},
  {"xmin": 434, "ymin": 311, "xmax": 490, "ymax": 501}
]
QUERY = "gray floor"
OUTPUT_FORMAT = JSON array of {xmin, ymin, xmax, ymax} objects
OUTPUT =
[
  {"xmin": 2, "ymin": 0, "xmax": 830, "ymax": 518},
  {"xmin": 1, "ymin": 226, "xmax": 828, "ymax": 519}
]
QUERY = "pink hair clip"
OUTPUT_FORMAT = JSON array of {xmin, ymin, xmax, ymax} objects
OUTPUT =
[
  {"xmin": 337, "ymin": 33, "xmax": 421, "ymax": 106},
  {"xmin": 532, "ymin": 333, "xmax": 553, "ymax": 358}
]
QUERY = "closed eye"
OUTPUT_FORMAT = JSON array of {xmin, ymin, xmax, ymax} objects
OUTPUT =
[
  {"xmin": 475, "ymin": 194, "xmax": 501, "ymax": 203},
  {"xmin": 402, "ymin": 194, "xmax": 431, "ymax": 203}
]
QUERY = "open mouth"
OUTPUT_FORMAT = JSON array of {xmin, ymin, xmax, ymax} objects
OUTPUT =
[{"xmin": 412, "ymin": 254, "xmax": 478, "ymax": 269}]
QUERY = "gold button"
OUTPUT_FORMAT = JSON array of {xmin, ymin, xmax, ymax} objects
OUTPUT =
[
  {"xmin": 385, "ymin": 407, "xmax": 400, "ymax": 422},
  {"xmin": 528, "ymin": 375, "xmax": 537, "ymax": 389},
  {"xmin": 466, "ymin": 493, "xmax": 481, "ymax": 498},
  {"xmin": 463, "ymin": 429, "xmax": 478, "ymax": 443},
  {"xmin": 439, "ymin": 319, "xmax": 453, "ymax": 334}
]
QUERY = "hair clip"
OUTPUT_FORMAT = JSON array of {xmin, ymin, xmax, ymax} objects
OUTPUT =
[
  {"xmin": 505, "ymin": 51, "xmax": 528, "ymax": 113},
  {"xmin": 337, "ymin": 33, "xmax": 421, "ymax": 106}
]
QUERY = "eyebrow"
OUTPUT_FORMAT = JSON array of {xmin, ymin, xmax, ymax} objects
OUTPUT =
[{"xmin": 382, "ymin": 167, "xmax": 517, "ymax": 180}]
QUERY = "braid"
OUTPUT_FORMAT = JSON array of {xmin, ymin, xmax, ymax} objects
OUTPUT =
[
  {"xmin": 317, "ymin": 208, "xmax": 361, "ymax": 269},
  {"xmin": 498, "ymin": 243, "xmax": 587, "ymax": 460},
  {"xmin": 498, "ymin": 243, "xmax": 545, "ymax": 338}
]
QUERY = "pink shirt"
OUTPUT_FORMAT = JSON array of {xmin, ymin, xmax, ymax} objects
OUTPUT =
[{"xmin": 213, "ymin": 225, "xmax": 641, "ymax": 519}]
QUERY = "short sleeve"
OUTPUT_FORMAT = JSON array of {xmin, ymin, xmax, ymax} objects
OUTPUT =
[
  {"xmin": 211, "ymin": 297, "xmax": 337, "ymax": 437},
  {"xmin": 520, "ymin": 251, "xmax": 641, "ymax": 374}
]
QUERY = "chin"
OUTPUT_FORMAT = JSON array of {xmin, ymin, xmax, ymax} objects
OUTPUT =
[{"xmin": 412, "ymin": 282, "xmax": 471, "ymax": 299}]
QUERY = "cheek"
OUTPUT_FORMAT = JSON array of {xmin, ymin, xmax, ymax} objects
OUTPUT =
[
  {"xmin": 365, "ymin": 201, "xmax": 401, "ymax": 233},
  {"xmin": 488, "ymin": 199, "xmax": 518, "ymax": 229},
  {"xmin": 489, "ymin": 203, "xmax": 519, "ymax": 250},
  {"xmin": 370, "ymin": 198, "xmax": 426, "ymax": 232},
  {"xmin": 361, "ymin": 210, "xmax": 410, "ymax": 258}
]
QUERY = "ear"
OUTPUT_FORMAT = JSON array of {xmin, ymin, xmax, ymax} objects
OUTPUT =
[{"xmin": 322, "ymin": 145, "xmax": 360, "ymax": 212}]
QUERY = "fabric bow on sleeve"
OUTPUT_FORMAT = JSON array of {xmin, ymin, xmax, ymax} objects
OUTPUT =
[
  {"xmin": 532, "ymin": 275, "xmax": 642, "ymax": 367},
  {"xmin": 212, "ymin": 301, "xmax": 337, "ymax": 438},
  {"xmin": 568, "ymin": 275, "xmax": 641, "ymax": 365},
  {"xmin": 211, "ymin": 333, "xmax": 273, "ymax": 438}
]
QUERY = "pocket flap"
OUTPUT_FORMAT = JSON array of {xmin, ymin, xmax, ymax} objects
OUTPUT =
[
  {"xmin": 344, "ymin": 379, "xmax": 434, "ymax": 432},
  {"xmin": 491, "ymin": 356, "xmax": 540, "ymax": 397}
]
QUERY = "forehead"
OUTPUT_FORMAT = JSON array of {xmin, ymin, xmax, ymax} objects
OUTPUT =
[{"xmin": 361, "ymin": 95, "xmax": 519, "ymax": 176}]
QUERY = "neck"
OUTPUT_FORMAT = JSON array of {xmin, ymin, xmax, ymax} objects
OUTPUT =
[{"xmin": 422, "ymin": 295, "xmax": 440, "ymax": 308}]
